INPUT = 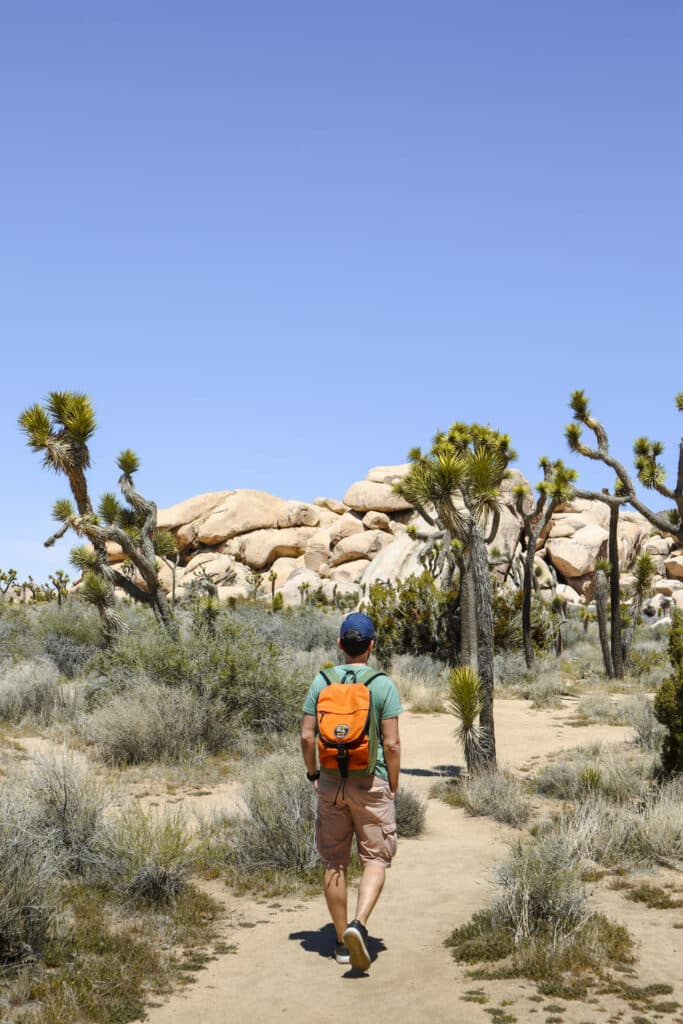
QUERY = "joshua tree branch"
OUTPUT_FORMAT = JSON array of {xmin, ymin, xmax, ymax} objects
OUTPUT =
[{"xmin": 44, "ymin": 523, "xmax": 70, "ymax": 548}]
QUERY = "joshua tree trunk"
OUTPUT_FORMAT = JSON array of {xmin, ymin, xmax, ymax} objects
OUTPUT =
[
  {"xmin": 459, "ymin": 557, "xmax": 478, "ymax": 672},
  {"xmin": 608, "ymin": 503, "xmax": 624, "ymax": 679},
  {"xmin": 595, "ymin": 568, "xmax": 614, "ymax": 678},
  {"xmin": 470, "ymin": 524, "xmax": 496, "ymax": 768}
]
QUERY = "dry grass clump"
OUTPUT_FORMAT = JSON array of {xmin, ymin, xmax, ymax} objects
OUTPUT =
[
  {"xmin": 551, "ymin": 777, "xmax": 683, "ymax": 870},
  {"xmin": 392, "ymin": 654, "xmax": 446, "ymax": 713},
  {"xmin": 80, "ymin": 679, "xmax": 228, "ymax": 765},
  {"xmin": 0, "ymin": 789, "xmax": 60, "ymax": 962},
  {"xmin": 394, "ymin": 787, "xmax": 427, "ymax": 837},
  {"xmin": 435, "ymin": 770, "xmax": 532, "ymax": 828},
  {"xmin": 89, "ymin": 803, "xmax": 195, "ymax": 905},
  {"xmin": 446, "ymin": 831, "xmax": 634, "ymax": 999},
  {"xmin": 0, "ymin": 659, "xmax": 67, "ymax": 726},
  {"xmin": 533, "ymin": 744, "xmax": 652, "ymax": 804},
  {"xmin": 29, "ymin": 751, "xmax": 109, "ymax": 875},
  {"xmin": 199, "ymin": 749, "xmax": 319, "ymax": 891}
]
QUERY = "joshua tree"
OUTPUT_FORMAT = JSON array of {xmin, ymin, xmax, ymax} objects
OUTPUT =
[
  {"xmin": 447, "ymin": 666, "xmax": 483, "ymax": 774},
  {"xmin": 514, "ymin": 458, "xmax": 577, "ymax": 669},
  {"xmin": 396, "ymin": 423, "xmax": 516, "ymax": 767},
  {"xmin": 622, "ymin": 552, "xmax": 656, "ymax": 665},
  {"xmin": 0, "ymin": 569, "xmax": 18, "ymax": 600},
  {"xmin": 19, "ymin": 392, "xmax": 176, "ymax": 637},
  {"xmin": 566, "ymin": 390, "xmax": 683, "ymax": 674},
  {"xmin": 593, "ymin": 559, "xmax": 614, "ymax": 677},
  {"xmin": 246, "ymin": 570, "xmax": 264, "ymax": 601},
  {"xmin": 268, "ymin": 569, "xmax": 278, "ymax": 599},
  {"xmin": 48, "ymin": 569, "xmax": 70, "ymax": 607}
]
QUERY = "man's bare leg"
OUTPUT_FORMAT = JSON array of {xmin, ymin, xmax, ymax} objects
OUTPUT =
[
  {"xmin": 324, "ymin": 867, "xmax": 348, "ymax": 941},
  {"xmin": 354, "ymin": 863, "xmax": 385, "ymax": 926}
]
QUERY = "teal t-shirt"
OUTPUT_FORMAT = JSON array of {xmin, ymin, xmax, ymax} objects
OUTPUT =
[{"xmin": 303, "ymin": 664, "xmax": 403, "ymax": 781}]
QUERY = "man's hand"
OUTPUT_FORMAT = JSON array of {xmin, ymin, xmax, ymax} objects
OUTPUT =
[{"xmin": 300, "ymin": 713, "xmax": 319, "ymax": 786}]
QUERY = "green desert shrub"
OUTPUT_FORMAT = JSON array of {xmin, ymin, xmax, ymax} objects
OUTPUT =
[
  {"xmin": 81, "ymin": 679, "xmax": 229, "ymax": 765},
  {"xmin": 29, "ymin": 750, "xmax": 109, "ymax": 874},
  {"xmin": 458, "ymin": 770, "xmax": 532, "ymax": 828},
  {"xmin": 32, "ymin": 601, "xmax": 103, "ymax": 677},
  {"xmin": 89, "ymin": 617, "xmax": 302, "ymax": 735},
  {"xmin": 0, "ymin": 658, "xmax": 67, "ymax": 725},
  {"xmin": 448, "ymin": 665, "xmax": 483, "ymax": 772},
  {"xmin": 654, "ymin": 608, "xmax": 683, "ymax": 775},
  {"xmin": 622, "ymin": 695, "xmax": 667, "ymax": 752},
  {"xmin": 394, "ymin": 788, "xmax": 427, "ymax": 837},
  {"xmin": 89, "ymin": 803, "xmax": 194, "ymax": 905},
  {"xmin": 0, "ymin": 789, "xmax": 60, "ymax": 960}
]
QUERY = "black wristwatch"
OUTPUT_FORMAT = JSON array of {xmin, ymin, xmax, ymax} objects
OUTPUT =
[{"xmin": 306, "ymin": 770, "xmax": 320, "ymax": 782}]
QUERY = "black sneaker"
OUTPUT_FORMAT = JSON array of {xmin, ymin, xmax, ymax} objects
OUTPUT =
[
  {"xmin": 334, "ymin": 941, "xmax": 351, "ymax": 965},
  {"xmin": 343, "ymin": 919, "xmax": 371, "ymax": 971}
]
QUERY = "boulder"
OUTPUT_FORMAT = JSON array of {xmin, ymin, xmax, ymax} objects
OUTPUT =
[
  {"xmin": 617, "ymin": 521, "xmax": 645, "ymax": 569},
  {"xmin": 499, "ymin": 470, "xmax": 534, "ymax": 514},
  {"xmin": 546, "ymin": 524, "xmax": 608, "ymax": 578},
  {"xmin": 360, "ymin": 532, "xmax": 423, "ymax": 588},
  {"xmin": 276, "ymin": 502, "xmax": 321, "ymax": 529},
  {"xmin": 183, "ymin": 553, "xmax": 248, "ymax": 587},
  {"xmin": 105, "ymin": 541, "xmax": 126, "ymax": 564},
  {"xmin": 343, "ymin": 480, "xmax": 413, "ymax": 514},
  {"xmin": 268, "ymin": 556, "xmax": 305, "ymax": 589},
  {"xmin": 157, "ymin": 491, "xmax": 231, "ymax": 531},
  {"xmin": 664, "ymin": 554, "xmax": 683, "ymax": 581},
  {"xmin": 217, "ymin": 583, "xmax": 249, "ymax": 601},
  {"xmin": 330, "ymin": 560, "xmax": 369, "ymax": 585},
  {"xmin": 280, "ymin": 568, "xmax": 322, "ymax": 606},
  {"xmin": 330, "ymin": 513, "xmax": 365, "ymax": 545},
  {"xmin": 654, "ymin": 578, "xmax": 683, "ymax": 597},
  {"xmin": 362, "ymin": 511, "xmax": 392, "ymax": 533},
  {"xmin": 319, "ymin": 579, "xmax": 359, "ymax": 603},
  {"xmin": 304, "ymin": 529, "xmax": 332, "ymax": 573},
  {"xmin": 487, "ymin": 505, "xmax": 522, "ymax": 560},
  {"xmin": 555, "ymin": 583, "xmax": 582, "ymax": 605},
  {"xmin": 533, "ymin": 557, "xmax": 555, "ymax": 590},
  {"xmin": 645, "ymin": 535, "xmax": 674, "ymax": 556},
  {"xmin": 313, "ymin": 496, "xmax": 347, "ymax": 514},
  {"xmin": 196, "ymin": 490, "xmax": 288, "ymax": 545},
  {"xmin": 365, "ymin": 464, "xmax": 412, "ymax": 485},
  {"xmin": 237, "ymin": 527, "xmax": 317, "ymax": 571},
  {"xmin": 330, "ymin": 530, "xmax": 393, "ymax": 567}
]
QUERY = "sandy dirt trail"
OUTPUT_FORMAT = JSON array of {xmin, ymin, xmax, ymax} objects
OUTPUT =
[{"xmin": 145, "ymin": 703, "xmax": 681, "ymax": 1024}]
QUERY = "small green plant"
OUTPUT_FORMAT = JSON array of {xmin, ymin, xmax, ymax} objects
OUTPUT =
[
  {"xmin": 394, "ymin": 787, "xmax": 427, "ymax": 837},
  {"xmin": 448, "ymin": 665, "xmax": 483, "ymax": 772}
]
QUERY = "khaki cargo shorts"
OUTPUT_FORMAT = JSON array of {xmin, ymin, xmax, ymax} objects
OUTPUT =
[{"xmin": 316, "ymin": 772, "xmax": 398, "ymax": 869}]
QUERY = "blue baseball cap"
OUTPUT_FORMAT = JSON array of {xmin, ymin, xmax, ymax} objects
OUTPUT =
[{"xmin": 340, "ymin": 612, "xmax": 376, "ymax": 640}]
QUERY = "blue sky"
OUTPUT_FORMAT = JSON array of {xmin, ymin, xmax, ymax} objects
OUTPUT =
[{"xmin": 2, "ymin": 1, "xmax": 682, "ymax": 580}]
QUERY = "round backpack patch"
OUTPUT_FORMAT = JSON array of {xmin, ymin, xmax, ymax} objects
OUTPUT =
[{"xmin": 334, "ymin": 724, "xmax": 350, "ymax": 739}]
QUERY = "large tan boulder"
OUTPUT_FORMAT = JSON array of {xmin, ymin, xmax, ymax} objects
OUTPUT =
[
  {"xmin": 183, "ymin": 552, "xmax": 248, "ymax": 587},
  {"xmin": 362, "ymin": 510, "xmax": 392, "ymax": 533},
  {"xmin": 304, "ymin": 529, "xmax": 332, "ymax": 573},
  {"xmin": 533, "ymin": 556, "xmax": 555, "ymax": 590},
  {"xmin": 665, "ymin": 554, "xmax": 683, "ymax": 581},
  {"xmin": 546, "ymin": 524, "xmax": 608, "ymax": 578},
  {"xmin": 330, "ymin": 560, "xmax": 369, "ymax": 585},
  {"xmin": 237, "ymin": 527, "xmax": 317, "ymax": 571},
  {"xmin": 343, "ymin": 480, "xmax": 413, "ymax": 514},
  {"xmin": 320, "ymin": 579, "xmax": 359, "ymax": 603},
  {"xmin": 330, "ymin": 513, "xmax": 365, "ymax": 545},
  {"xmin": 196, "ymin": 490, "xmax": 288, "ymax": 545},
  {"xmin": 268, "ymin": 556, "xmax": 305, "ymax": 589},
  {"xmin": 654, "ymin": 578, "xmax": 683, "ymax": 597},
  {"xmin": 157, "ymin": 491, "xmax": 231, "ymax": 531},
  {"xmin": 313, "ymin": 496, "xmax": 347, "ymax": 514},
  {"xmin": 330, "ymin": 530, "xmax": 393, "ymax": 567},
  {"xmin": 105, "ymin": 541, "xmax": 126, "ymax": 564},
  {"xmin": 280, "ymin": 568, "xmax": 322, "ymax": 606},
  {"xmin": 360, "ymin": 532, "xmax": 423, "ymax": 588},
  {"xmin": 645, "ymin": 535, "xmax": 674, "ymax": 556},
  {"xmin": 617, "ymin": 521, "xmax": 645, "ymax": 569},
  {"xmin": 276, "ymin": 502, "xmax": 321, "ymax": 529},
  {"xmin": 487, "ymin": 505, "xmax": 522, "ymax": 559},
  {"xmin": 365, "ymin": 464, "xmax": 412, "ymax": 485}
]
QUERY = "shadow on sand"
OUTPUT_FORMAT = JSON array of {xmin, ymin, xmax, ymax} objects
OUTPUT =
[
  {"xmin": 289, "ymin": 923, "xmax": 387, "ymax": 976},
  {"xmin": 400, "ymin": 764, "xmax": 461, "ymax": 779}
]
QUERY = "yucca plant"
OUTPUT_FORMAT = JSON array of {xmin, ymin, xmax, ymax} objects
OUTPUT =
[{"xmin": 448, "ymin": 665, "xmax": 483, "ymax": 773}]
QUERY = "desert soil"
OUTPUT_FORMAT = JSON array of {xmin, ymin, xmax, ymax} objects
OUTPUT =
[{"xmin": 142, "ymin": 699, "xmax": 683, "ymax": 1024}]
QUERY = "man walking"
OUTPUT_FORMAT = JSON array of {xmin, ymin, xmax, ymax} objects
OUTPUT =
[{"xmin": 300, "ymin": 612, "xmax": 403, "ymax": 971}]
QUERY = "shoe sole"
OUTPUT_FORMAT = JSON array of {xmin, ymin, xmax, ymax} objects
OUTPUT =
[{"xmin": 343, "ymin": 926, "xmax": 371, "ymax": 971}]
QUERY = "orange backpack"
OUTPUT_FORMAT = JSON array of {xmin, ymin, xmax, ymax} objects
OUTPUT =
[{"xmin": 316, "ymin": 667, "xmax": 385, "ymax": 778}]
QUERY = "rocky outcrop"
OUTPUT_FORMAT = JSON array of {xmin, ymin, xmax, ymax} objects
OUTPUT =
[{"xmin": 121, "ymin": 463, "xmax": 676, "ymax": 610}]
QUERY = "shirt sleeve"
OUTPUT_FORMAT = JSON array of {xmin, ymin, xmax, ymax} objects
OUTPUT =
[
  {"xmin": 302, "ymin": 674, "xmax": 325, "ymax": 715},
  {"xmin": 380, "ymin": 678, "xmax": 404, "ymax": 719}
]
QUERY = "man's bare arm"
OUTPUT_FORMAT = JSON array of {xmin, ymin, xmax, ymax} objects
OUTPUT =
[
  {"xmin": 381, "ymin": 716, "xmax": 401, "ymax": 794},
  {"xmin": 300, "ymin": 713, "xmax": 318, "ymax": 787}
]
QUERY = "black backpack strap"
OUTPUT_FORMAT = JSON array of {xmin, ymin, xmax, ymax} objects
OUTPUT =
[{"xmin": 319, "ymin": 669, "xmax": 335, "ymax": 687}]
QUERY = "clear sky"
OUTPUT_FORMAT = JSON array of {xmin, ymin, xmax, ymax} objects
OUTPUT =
[{"xmin": 2, "ymin": 1, "xmax": 682, "ymax": 581}]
